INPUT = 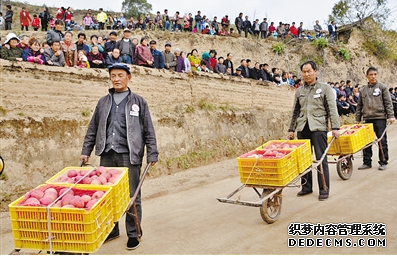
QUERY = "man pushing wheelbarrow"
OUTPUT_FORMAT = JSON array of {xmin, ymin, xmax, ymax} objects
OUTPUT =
[{"xmin": 79, "ymin": 63, "xmax": 159, "ymax": 250}]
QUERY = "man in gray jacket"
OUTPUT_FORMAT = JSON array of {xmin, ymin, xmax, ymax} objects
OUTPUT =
[
  {"xmin": 162, "ymin": 42, "xmax": 176, "ymax": 71},
  {"xmin": 355, "ymin": 67, "xmax": 395, "ymax": 170},
  {"xmin": 80, "ymin": 63, "xmax": 158, "ymax": 250},
  {"xmin": 259, "ymin": 18, "xmax": 268, "ymax": 39},
  {"xmin": 288, "ymin": 61, "xmax": 340, "ymax": 201},
  {"xmin": 44, "ymin": 41, "xmax": 65, "ymax": 66}
]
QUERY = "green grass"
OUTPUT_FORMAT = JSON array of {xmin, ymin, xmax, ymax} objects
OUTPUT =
[
  {"xmin": 0, "ymin": 107, "xmax": 7, "ymax": 115},
  {"xmin": 81, "ymin": 108, "xmax": 91, "ymax": 117},
  {"xmin": 338, "ymin": 46, "xmax": 351, "ymax": 61},
  {"xmin": 271, "ymin": 41, "xmax": 285, "ymax": 54},
  {"xmin": 198, "ymin": 99, "xmax": 215, "ymax": 111},
  {"xmin": 312, "ymin": 37, "xmax": 329, "ymax": 49},
  {"xmin": 0, "ymin": 172, "xmax": 8, "ymax": 181}
]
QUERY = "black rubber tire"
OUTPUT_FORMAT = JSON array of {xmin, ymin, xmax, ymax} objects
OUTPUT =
[
  {"xmin": 260, "ymin": 189, "xmax": 282, "ymax": 224},
  {"xmin": 337, "ymin": 155, "xmax": 353, "ymax": 180},
  {"xmin": 0, "ymin": 156, "xmax": 4, "ymax": 175}
]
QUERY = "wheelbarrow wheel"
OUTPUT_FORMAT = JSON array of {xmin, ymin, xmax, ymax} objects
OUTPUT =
[
  {"xmin": 337, "ymin": 155, "xmax": 353, "ymax": 180},
  {"xmin": 260, "ymin": 189, "xmax": 282, "ymax": 224},
  {"xmin": 0, "ymin": 156, "xmax": 4, "ymax": 175}
]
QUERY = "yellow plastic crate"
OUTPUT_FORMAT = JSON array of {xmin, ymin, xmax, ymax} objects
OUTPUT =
[
  {"xmin": 9, "ymin": 184, "xmax": 113, "ymax": 254},
  {"xmin": 256, "ymin": 140, "xmax": 312, "ymax": 174},
  {"xmin": 45, "ymin": 166, "xmax": 130, "ymax": 223},
  {"xmin": 327, "ymin": 128, "xmax": 366, "ymax": 155},
  {"xmin": 237, "ymin": 149, "xmax": 298, "ymax": 186}
]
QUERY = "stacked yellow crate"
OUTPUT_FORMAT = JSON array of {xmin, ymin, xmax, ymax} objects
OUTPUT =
[
  {"xmin": 8, "ymin": 184, "xmax": 113, "ymax": 253},
  {"xmin": 45, "ymin": 166, "xmax": 130, "ymax": 223}
]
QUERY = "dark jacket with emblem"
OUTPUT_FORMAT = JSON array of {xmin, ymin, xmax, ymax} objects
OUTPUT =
[
  {"xmin": 289, "ymin": 80, "xmax": 340, "ymax": 132},
  {"xmin": 81, "ymin": 88, "xmax": 158, "ymax": 164},
  {"xmin": 355, "ymin": 82, "xmax": 394, "ymax": 121}
]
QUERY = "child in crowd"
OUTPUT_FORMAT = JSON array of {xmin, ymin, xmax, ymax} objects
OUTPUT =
[
  {"xmin": 32, "ymin": 14, "xmax": 40, "ymax": 31},
  {"xmin": 76, "ymin": 50, "xmax": 90, "ymax": 68},
  {"xmin": 22, "ymin": 37, "xmax": 45, "ymax": 64}
]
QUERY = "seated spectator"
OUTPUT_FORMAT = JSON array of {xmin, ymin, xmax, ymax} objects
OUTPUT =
[
  {"xmin": 188, "ymin": 49, "xmax": 201, "ymax": 71},
  {"xmin": 66, "ymin": 17, "xmax": 83, "ymax": 31},
  {"xmin": 273, "ymin": 74, "xmax": 281, "ymax": 86},
  {"xmin": 87, "ymin": 45, "xmax": 105, "ymax": 68},
  {"xmin": 22, "ymin": 37, "xmax": 45, "ymax": 64},
  {"xmin": 75, "ymin": 33, "xmax": 89, "ymax": 55},
  {"xmin": 260, "ymin": 63, "xmax": 271, "ymax": 81},
  {"xmin": 105, "ymin": 48, "xmax": 122, "ymax": 68},
  {"xmin": 149, "ymin": 40, "xmax": 164, "ymax": 69},
  {"xmin": 214, "ymin": 56, "xmax": 227, "ymax": 74},
  {"xmin": 135, "ymin": 36, "xmax": 154, "ymax": 67},
  {"xmin": 250, "ymin": 62, "xmax": 262, "ymax": 80},
  {"xmin": 346, "ymin": 94, "xmax": 357, "ymax": 114},
  {"xmin": 44, "ymin": 41, "xmax": 65, "ymax": 66},
  {"xmin": 174, "ymin": 48, "xmax": 185, "ymax": 72},
  {"xmin": 135, "ymin": 19, "xmax": 146, "ymax": 30},
  {"xmin": 61, "ymin": 31, "xmax": 77, "ymax": 67},
  {"xmin": 1, "ymin": 33, "xmax": 23, "ymax": 61},
  {"xmin": 337, "ymin": 95, "xmax": 350, "ymax": 116},
  {"xmin": 181, "ymin": 51, "xmax": 191, "ymax": 72},
  {"xmin": 198, "ymin": 60, "xmax": 210, "ymax": 72},
  {"xmin": 17, "ymin": 34, "xmax": 30, "ymax": 51},
  {"xmin": 202, "ymin": 25, "xmax": 211, "ymax": 35},
  {"xmin": 88, "ymin": 35, "xmax": 104, "ymax": 53},
  {"xmin": 83, "ymin": 13, "xmax": 93, "ymax": 30},
  {"xmin": 76, "ymin": 50, "xmax": 90, "ymax": 68},
  {"xmin": 232, "ymin": 67, "xmax": 243, "ymax": 77},
  {"xmin": 237, "ymin": 59, "xmax": 250, "ymax": 78},
  {"xmin": 306, "ymin": 31, "xmax": 314, "ymax": 41},
  {"xmin": 280, "ymin": 71, "xmax": 290, "ymax": 85},
  {"xmin": 294, "ymin": 78, "xmax": 303, "ymax": 89}
]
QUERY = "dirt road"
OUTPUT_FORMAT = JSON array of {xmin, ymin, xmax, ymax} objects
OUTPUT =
[{"xmin": 1, "ymin": 125, "xmax": 396, "ymax": 255}]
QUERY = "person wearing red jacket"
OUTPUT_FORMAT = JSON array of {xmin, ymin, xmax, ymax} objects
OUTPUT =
[
  {"xmin": 134, "ymin": 36, "xmax": 154, "ymax": 67},
  {"xmin": 31, "ymin": 14, "xmax": 40, "ymax": 31},
  {"xmin": 289, "ymin": 22, "xmax": 298, "ymax": 37},
  {"xmin": 19, "ymin": 7, "xmax": 32, "ymax": 31}
]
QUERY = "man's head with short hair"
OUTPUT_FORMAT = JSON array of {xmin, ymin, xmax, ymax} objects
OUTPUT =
[
  {"xmin": 112, "ymin": 48, "xmax": 120, "ymax": 58},
  {"xmin": 51, "ymin": 40, "xmax": 61, "ymax": 51}
]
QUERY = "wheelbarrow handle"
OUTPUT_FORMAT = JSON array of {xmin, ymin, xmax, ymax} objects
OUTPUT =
[{"xmin": 124, "ymin": 163, "xmax": 152, "ymax": 214}]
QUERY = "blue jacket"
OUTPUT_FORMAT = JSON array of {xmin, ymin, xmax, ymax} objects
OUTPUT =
[{"xmin": 150, "ymin": 48, "xmax": 164, "ymax": 69}]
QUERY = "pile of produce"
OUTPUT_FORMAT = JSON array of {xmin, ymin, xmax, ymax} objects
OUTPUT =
[
  {"xmin": 18, "ymin": 185, "xmax": 106, "ymax": 210},
  {"xmin": 54, "ymin": 166, "xmax": 120, "ymax": 185}
]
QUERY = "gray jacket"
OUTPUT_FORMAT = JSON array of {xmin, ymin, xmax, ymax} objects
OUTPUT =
[
  {"xmin": 81, "ymin": 88, "xmax": 159, "ymax": 164},
  {"xmin": 289, "ymin": 81, "xmax": 340, "ymax": 132},
  {"xmin": 46, "ymin": 30, "xmax": 64, "ymax": 45},
  {"xmin": 162, "ymin": 51, "xmax": 176, "ymax": 71},
  {"xmin": 356, "ymin": 82, "xmax": 394, "ymax": 121},
  {"xmin": 44, "ymin": 48, "xmax": 65, "ymax": 66}
]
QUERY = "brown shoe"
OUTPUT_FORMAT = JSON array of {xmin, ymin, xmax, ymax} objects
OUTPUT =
[{"xmin": 297, "ymin": 190, "xmax": 313, "ymax": 197}]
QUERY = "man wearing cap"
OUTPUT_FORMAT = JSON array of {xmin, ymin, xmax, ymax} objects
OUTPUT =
[
  {"xmin": 162, "ymin": 42, "xmax": 176, "ymax": 71},
  {"xmin": 149, "ymin": 40, "xmax": 164, "ymax": 69},
  {"xmin": 0, "ymin": 33, "xmax": 23, "ymax": 61},
  {"xmin": 80, "ymin": 63, "xmax": 158, "ymax": 251},
  {"xmin": 104, "ymin": 31, "xmax": 118, "ymax": 59},
  {"xmin": 115, "ymin": 28, "xmax": 136, "ymax": 64},
  {"xmin": 232, "ymin": 67, "xmax": 243, "ymax": 77}
]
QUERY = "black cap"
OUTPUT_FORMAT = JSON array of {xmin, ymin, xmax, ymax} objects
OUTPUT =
[
  {"xmin": 165, "ymin": 42, "xmax": 171, "ymax": 47},
  {"xmin": 149, "ymin": 40, "xmax": 156, "ymax": 44},
  {"xmin": 108, "ymin": 63, "xmax": 131, "ymax": 75},
  {"xmin": 109, "ymin": 31, "xmax": 117, "ymax": 36},
  {"xmin": 236, "ymin": 67, "xmax": 242, "ymax": 71}
]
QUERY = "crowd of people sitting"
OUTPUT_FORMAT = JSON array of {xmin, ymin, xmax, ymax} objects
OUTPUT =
[
  {"xmin": 0, "ymin": 20, "xmax": 307, "ymax": 85},
  {"xmin": 329, "ymin": 80, "xmax": 397, "ymax": 118},
  {"xmin": 0, "ymin": 4, "xmax": 338, "ymax": 41}
]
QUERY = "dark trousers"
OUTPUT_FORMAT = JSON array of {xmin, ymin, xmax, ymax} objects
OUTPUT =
[
  {"xmin": 41, "ymin": 22, "xmax": 48, "ymax": 31},
  {"xmin": 5, "ymin": 21, "xmax": 12, "ymax": 30},
  {"xmin": 100, "ymin": 150, "xmax": 143, "ymax": 239},
  {"xmin": 21, "ymin": 25, "xmax": 29, "ymax": 31},
  {"xmin": 261, "ymin": 30, "xmax": 267, "ymax": 39},
  {"xmin": 297, "ymin": 123, "xmax": 330, "ymax": 195},
  {"xmin": 363, "ymin": 119, "xmax": 388, "ymax": 165}
]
